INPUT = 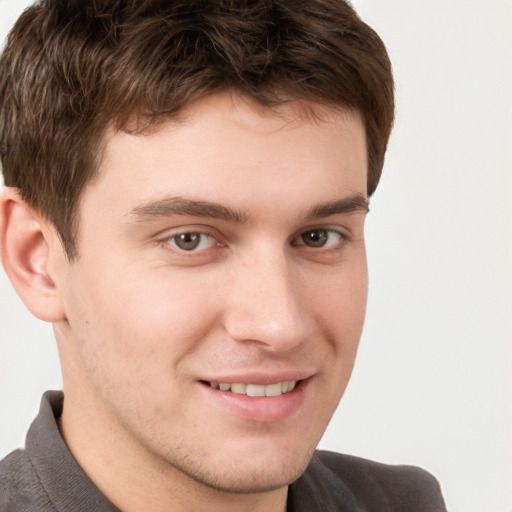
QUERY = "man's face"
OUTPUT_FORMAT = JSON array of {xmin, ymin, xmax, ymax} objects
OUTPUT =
[{"xmin": 54, "ymin": 93, "xmax": 369, "ymax": 493}]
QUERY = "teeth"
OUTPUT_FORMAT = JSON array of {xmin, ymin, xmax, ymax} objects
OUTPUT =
[
  {"xmin": 209, "ymin": 380, "xmax": 298, "ymax": 397},
  {"xmin": 230, "ymin": 383, "xmax": 246, "ymax": 394},
  {"xmin": 265, "ymin": 382, "xmax": 282, "ymax": 397},
  {"xmin": 246, "ymin": 384, "xmax": 265, "ymax": 397}
]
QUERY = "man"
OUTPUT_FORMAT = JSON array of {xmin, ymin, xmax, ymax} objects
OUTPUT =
[{"xmin": 0, "ymin": 1, "xmax": 446, "ymax": 511}]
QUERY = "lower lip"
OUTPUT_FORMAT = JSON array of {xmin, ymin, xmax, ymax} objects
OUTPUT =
[{"xmin": 200, "ymin": 379, "xmax": 309, "ymax": 423}]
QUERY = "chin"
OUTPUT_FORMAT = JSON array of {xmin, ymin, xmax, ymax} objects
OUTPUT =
[
  {"xmin": 168, "ymin": 444, "xmax": 316, "ymax": 494},
  {"xmin": 184, "ymin": 463, "xmax": 308, "ymax": 494}
]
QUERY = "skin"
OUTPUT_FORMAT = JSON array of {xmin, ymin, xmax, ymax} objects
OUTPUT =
[{"xmin": 1, "ymin": 92, "xmax": 369, "ymax": 512}]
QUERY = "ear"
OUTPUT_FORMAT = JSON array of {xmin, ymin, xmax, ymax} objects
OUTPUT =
[{"xmin": 0, "ymin": 187, "xmax": 66, "ymax": 322}]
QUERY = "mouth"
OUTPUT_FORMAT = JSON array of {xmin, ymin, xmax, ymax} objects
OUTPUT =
[
  {"xmin": 199, "ymin": 377, "xmax": 309, "ymax": 422},
  {"xmin": 204, "ymin": 380, "xmax": 298, "ymax": 397}
]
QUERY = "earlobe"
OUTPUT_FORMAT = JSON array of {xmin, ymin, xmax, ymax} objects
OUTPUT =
[{"xmin": 0, "ymin": 187, "xmax": 66, "ymax": 323}]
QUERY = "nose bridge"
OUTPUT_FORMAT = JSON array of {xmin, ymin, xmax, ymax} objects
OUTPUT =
[{"xmin": 224, "ymin": 247, "xmax": 310, "ymax": 351}]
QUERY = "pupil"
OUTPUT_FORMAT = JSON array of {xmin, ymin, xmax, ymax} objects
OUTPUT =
[
  {"xmin": 303, "ymin": 230, "xmax": 327, "ymax": 247},
  {"xmin": 176, "ymin": 233, "xmax": 200, "ymax": 250}
]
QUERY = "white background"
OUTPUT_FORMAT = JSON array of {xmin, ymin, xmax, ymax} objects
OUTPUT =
[{"xmin": 1, "ymin": 1, "xmax": 511, "ymax": 511}]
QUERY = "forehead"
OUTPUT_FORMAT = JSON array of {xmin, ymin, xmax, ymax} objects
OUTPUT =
[{"xmin": 87, "ymin": 93, "xmax": 367, "ymax": 217}]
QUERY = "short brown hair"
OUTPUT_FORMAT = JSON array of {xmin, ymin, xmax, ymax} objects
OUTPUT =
[{"xmin": 0, "ymin": 0, "xmax": 394, "ymax": 259}]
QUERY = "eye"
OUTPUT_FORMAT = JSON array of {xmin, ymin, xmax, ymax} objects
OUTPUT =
[
  {"xmin": 165, "ymin": 232, "xmax": 216, "ymax": 251},
  {"xmin": 293, "ymin": 228, "xmax": 346, "ymax": 249}
]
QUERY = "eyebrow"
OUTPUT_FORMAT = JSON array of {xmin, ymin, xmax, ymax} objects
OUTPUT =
[
  {"xmin": 305, "ymin": 194, "xmax": 369, "ymax": 219},
  {"xmin": 127, "ymin": 193, "xmax": 369, "ymax": 224},
  {"xmin": 128, "ymin": 197, "xmax": 248, "ymax": 223}
]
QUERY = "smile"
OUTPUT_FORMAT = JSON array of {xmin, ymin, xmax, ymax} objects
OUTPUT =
[{"xmin": 208, "ymin": 380, "xmax": 298, "ymax": 397}]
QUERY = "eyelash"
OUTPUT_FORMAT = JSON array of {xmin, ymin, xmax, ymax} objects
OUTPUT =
[
  {"xmin": 163, "ymin": 232, "xmax": 218, "ymax": 252},
  {"xmin": 291, "ymin": 228, "xmax": 349, "ymax": 250},
  {"xmin": 158, "ymin": 227, "xmax": 350, "ymax": 255}
]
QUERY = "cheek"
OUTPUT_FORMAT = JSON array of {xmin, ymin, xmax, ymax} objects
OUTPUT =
[
  {"xmin": 61, "ymin": 272, "xmax": 214, "ymax": 426},
  {"xmin": 64, "ymin": 262, "xmax": 221, "ymax": 377},
  {"xmin": 312, "ymin": 257, "xmax": 368, "ymax": 338},
  {"xmin": 305, "ymin": 257, "xmax": 368, "ymax": 399}
]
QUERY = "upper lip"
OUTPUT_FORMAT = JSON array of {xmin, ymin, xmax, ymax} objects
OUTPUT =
[{"xmin": 200, "ymin": 370, "xmax": 314, "ymax": 385}]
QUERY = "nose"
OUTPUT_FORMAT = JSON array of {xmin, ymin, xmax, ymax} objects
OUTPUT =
[{"xmin": 222, "ymin": 249, "xmax": 312, "ymax": 352}]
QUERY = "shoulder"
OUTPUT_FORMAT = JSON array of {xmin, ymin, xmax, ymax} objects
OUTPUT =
[
  {"xmin": 291, "ymin": 450, "xmax": 447, "ymax": 512},
  {"xmin": 0, "ymin": 449, "xmax": 55, "ymax": 512}
]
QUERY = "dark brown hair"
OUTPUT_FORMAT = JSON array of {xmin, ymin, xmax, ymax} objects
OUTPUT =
[{"xmin": 0, "ymin": 0, "xmax": 394, "ymax": 259}]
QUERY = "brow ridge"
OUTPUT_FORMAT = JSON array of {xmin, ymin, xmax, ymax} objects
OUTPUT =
[
  {"xmin": 305, "ymin": 195, "xmax": 369, "ymax": 219},
  {"xmin": 129, "ymin": 197, "xmax": 248, "ymax": 223},
  {"xmin": 128, "ymin": 193, "xmax": 369, "ymax": 225}
]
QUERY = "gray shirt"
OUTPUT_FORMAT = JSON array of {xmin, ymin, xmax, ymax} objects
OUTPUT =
[{"xmin": 0, "ymin": 391, "xmax": 447, "ymax": 511}]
